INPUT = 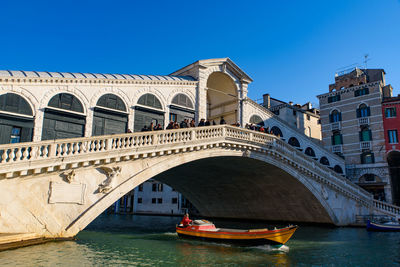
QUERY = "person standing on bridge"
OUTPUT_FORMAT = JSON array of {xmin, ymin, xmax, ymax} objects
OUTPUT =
[{"xmin": 220, "ymin": 117, "xmax": 226, "ymax": 125}]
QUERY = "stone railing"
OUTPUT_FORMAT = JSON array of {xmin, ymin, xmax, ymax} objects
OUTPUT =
[
  {"xmin": 360, "ymin": 141, "xmax": 371, "ymax": 150},
  {"xmin": 358, "ymin": 117, "xmax": 369, "ymax": 126},
  {"xmin": 373, "ymin": 200, "xmax": 400, "ymax": 216},
  {"xmin": 243, "ymin": 98, "xmax": 345, "ymax": 165},
  {"xmin": 330, "ymin": 122, "xmax": 341, "ymax": 131},
  {"xmin": 0, "ymin": 125, "xmax": 374, "ymax": 207}
]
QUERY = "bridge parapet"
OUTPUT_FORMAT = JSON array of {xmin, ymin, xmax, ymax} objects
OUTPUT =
[{"xmin": 0, "ymin": 125, "xmax": 372, "ymax": 206}]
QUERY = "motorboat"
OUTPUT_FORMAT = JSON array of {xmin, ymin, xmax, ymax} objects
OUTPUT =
[
  {"xmin": 176, "ymin": 219, "xmax": 298, "ymax": 246},
  {"xmin": 366, "ymin": 220, "xmax": 400, "ymax": 232}
]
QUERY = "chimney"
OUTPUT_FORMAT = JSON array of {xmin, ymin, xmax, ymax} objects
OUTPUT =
[{"xmin": 263, "ymin": 94, "xmax": 270, "ymax": 108}]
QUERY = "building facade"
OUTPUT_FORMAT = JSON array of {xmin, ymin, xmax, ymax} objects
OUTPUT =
[
  {"xmin": 382, "ymin": 95, "xmax": 400, "ymax": 205},
  {"xmin": 317, "ymin": 68, "xmax": 394, "ymax": 202},
  {"xmin": 260, "ymin": 94, "xmax": 321, "ymax": 141}
]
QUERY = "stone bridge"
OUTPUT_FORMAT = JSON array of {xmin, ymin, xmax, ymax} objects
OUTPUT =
[{"xmin": 1, "ymin": 125, "xmax": 399, "ymax": 239}]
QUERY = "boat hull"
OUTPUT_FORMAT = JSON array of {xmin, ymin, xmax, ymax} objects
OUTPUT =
[
  {"xmin": 176, "ymin": 225, "xmax": 298, "ymax": 246},
  {"xmin": 366, "ymin": 220, "xmax": 400, "ymax": 232}
]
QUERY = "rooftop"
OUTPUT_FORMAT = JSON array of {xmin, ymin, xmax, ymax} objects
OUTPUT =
[{"xmin": 0, "ymin": 70, "xmax": 196, "ymax": 82}]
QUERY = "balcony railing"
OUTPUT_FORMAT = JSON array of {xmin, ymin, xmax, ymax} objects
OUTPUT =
[
  {"xmin": 358, "ymin": 117, "xmax": 369, "ymax": 126},
  {"xmin": 331, "ymin": 122, "xmax": 341, "ymax": 131},
  {"xmin": 360, "ymin": 141, "xmax": 371, "ymax": 150},
  {"xmin": 332, "ymin": 145, "xmax": 342, "ymax": 153}
]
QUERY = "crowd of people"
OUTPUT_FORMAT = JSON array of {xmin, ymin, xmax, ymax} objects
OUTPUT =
[
  {"xmin": 140, "ymin": 117, "xmax": 229, "ymax": 132},
  {"xmin": 139, "ymin": 117, "xmax": 281, "ymax": 138}
]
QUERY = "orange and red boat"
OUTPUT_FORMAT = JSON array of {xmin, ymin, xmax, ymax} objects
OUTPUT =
[{"xmin": 176, "ymin": 219, "xmax": 298, "ymax": 246}]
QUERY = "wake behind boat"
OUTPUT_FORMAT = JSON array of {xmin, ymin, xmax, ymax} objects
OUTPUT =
[
  {"xmin": 366, "ymin": 220, "xmax": 400, "ymax": 232},
  {"xmin": 176, "ymin": 219, "xmax": 298, "ymax": 246}
]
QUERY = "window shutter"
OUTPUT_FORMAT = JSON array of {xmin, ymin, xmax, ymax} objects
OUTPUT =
[
  {"xmin": 369, "ymin": 130, "xmax": 372, "ymax": 140},
  {"xmin": 331, "ymin": 135, "xmax": 334, "ymax": 145},
  {"xmin": 340, "ymin": 134, "xmax": 343, "ymax": 144},
  {"xmin": 339, "ymin": 112, "xmax": 342, "ymax": 121},
  {"xmin": 359, "ymin": 131, "xmax": 362, "ymax": 142},
  {"xmin": 367, "ymin": 107, "xmax": 371, "ymax": 116},
  {"xmin": 356, "ymin": 109, "xmax": 361, "ymax": 118}
]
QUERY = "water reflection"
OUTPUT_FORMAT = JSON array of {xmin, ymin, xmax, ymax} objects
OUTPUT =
[{"xmin": 1, "ymin": 214, "xmax": 400, "ymax": 266}]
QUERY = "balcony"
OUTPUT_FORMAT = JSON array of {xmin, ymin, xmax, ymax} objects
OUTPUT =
[
  {"xmin": 358, "ymin": 117, "xmax": 369, "ymax": 126},
  {"xmin": 332, "ymin": 145, "xmax": 343, "ymax": 153},
  {"xmin": 331, "ymin": 122, "xmax": 341, "ymax": 131},
  {"xmin": 360, "ymin": 141, "xmax": 371, "ymax": 150}
]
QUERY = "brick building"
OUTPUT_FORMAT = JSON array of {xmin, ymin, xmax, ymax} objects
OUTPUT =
[
  {"xmin": 382, "ymin": 95, "xmax": 400, "ymax": 205},
  {"xmin": 317, "ymin": 67, "xmax": 394, "ymax": 202}
]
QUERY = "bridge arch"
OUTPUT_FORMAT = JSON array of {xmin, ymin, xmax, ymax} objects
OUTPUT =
[
  {"xmin": 65, "ymin": 149, "xmax": 338, "ymax": 236},
  {"xmin": 134, "ymin": 93, "xmax": 165, "ymax": 132},
  {"xmin": 249, "ymin": 114, "xmax": 264, "ymax": 126},
  {"xmin": 305, "ymin": 147, "xmax": 316, "ymax": 157},
  {"xmin": 320, "ymin": 156, "xmax": 330, "ymax": 166},
  {"xmin": 288, "ymin": 137, "xmax": 300, "ymax": 148},
  {"xmin": 270, "ymin": 126, "xmax": 283, "ymax": 137}
]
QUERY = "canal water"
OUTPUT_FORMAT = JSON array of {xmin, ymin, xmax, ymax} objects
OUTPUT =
[{"xmin": 1, "ymin": 214, "xmax": 399, "ymax": 266}]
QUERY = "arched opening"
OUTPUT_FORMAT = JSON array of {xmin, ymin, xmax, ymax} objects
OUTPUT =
[
  {"xmin": 388, "ymin": 151, "xmax": 400, "ymax": 205},
  {"xmin": 320, "ymin": 157, "xmax": 330, "ymax": 166},
  {"xmin": 42, "ymin": 93, "xmax": 85, "ymax": 140},
  {"xmin": 206, "ymin": 72, "xmax": 238, "ymax": 124},
  {"xmin": 288, "ymin": 137, "xmax": 300, "ymax": 148},
  {"xmin": 0, "ymin": 93, "xmax": 34, "ymax": 144},
  {"xmin": 270, "ymin": 126, "xmax": 283, "ymax": 137},
  {"xmin": 357, "ymin": 103, "xmax": 370, "ymax": 118},
  {"xmin": 169, "ymin": 93, "xmax": 195, "ymax": 123},
  {"xmin": 333, "ymin": 165, "xmax": 343, "ymax": 174},
  {"xmin": 134, "ymin": 93, "xmax": 164, "ymax": 132},
  {"xmin": 92, "ymin": 94, "xmax": 128, "ymax": 136},
  {"xmin": 305, "ymin": 147, "xmax": 316, "ymax": 157},
  {"xmin": 356, "ymin": 173, "xmax": 386, "ymax": 201},
  {"xmin": 329, "ymin": 109, "xmax": 341, "ymax": 123},
  {"xmin": 249, "ymin": 115, "xmax": 264, "ymax": 126}
]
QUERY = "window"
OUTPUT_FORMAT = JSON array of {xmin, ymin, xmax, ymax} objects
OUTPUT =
[
  {"xmin": 293, "ymin": 110, "xmax": 297, "ymax": 116},
  {"xmin": 331, "ymin": 132, "xmax": 343, "ymax": 145},
  {"xmin": 10, "ymin": 127, "xmax": 21, "ymax": 143},
  {"xmin": 359, "ymin": 128, "xmax": 372, "ymax": 141},
  {"xmin": 137, "ymin": 198, "xmax": 142, "ymax": 204},
  {"xmin": 157, "ymin": 183, "xmax": 163, "ymax": 192},
  {"xmin": 385, "ymin": 107, "xmax": 397, "ymax": 118},
  {"xmin": 157, "ymin": 198, "xmax": 162, "ymax": 204},
  {"xmin": 328, "ymin": 95, "xmax": 341, "ymax": 103},
  {"xmin": 357, "ymin": 104, "xmax": 370, "ymax": 118},
  {"xmin": 138, "ymin": 184, "xmax": 143, "ymax": 192},
  {"xmin": 169, "ymin": 113, "xmax": 177, "ymax": 122},
  {"xmin": 317, "ymin": 119, "xmax": 321, "ymax": 124},
  {"xmin": 329, "ymin": 110, "xmax": 341, "ymax": 122},
  {"xmin": 388, "ymin": 130, "xmax": 398, "ymax": 144},
  {"xmin": 152, "ymin": 184, "xmax": 157, "ymax": 192},
  {"xmin": 307, "ymin": 115, "xmax": 310, "ymax": 121},
  {"xmin": 361, "ymin": 152, "xmax": 375, "ymax": 164},
  {"xmin": 152, "ymin": 198, "xmax": 156, "ymax": 204},
  {"xmin": 354, "ymin": 87, "xmax": 369, "ymax": 97},
  {"xmin": 172, "ymin": 198, "xmax": 178, "ymax": 204}
]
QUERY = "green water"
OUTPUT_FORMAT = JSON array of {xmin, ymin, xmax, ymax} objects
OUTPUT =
[{"xmin": 1, "ymin": 214, "xmax": 399, "ymax": 266}]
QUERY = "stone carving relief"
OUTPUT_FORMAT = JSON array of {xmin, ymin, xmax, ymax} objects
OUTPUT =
[
  {"xmin": 98, "ymin": 166, "xmax": 121, "ymax": 193},
  {"xmin": 61, "ymin": 170, "xmax": 76, "ymax": 183}
]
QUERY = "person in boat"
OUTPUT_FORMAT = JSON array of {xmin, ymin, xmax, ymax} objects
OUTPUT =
[{"xmin": 180, "ymin": 213, "xmax": 193, "ymax": 227}]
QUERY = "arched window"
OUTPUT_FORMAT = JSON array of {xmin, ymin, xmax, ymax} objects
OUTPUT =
[
  {"xmin": 249, "ymin": 115, "xmax": 264, "ymax": 126},
  {"xmin": 334, "ymin": 165, "xmax": 343, "ymax": 174},
  {"xmin": 357, "ymin": 104, "xmax": 370, "ymax": 118},
  {"xmin": 42, "ymin": 93, "xmax": 85, "ymax": 140},
  {"xmin": 305, "ymin": 147, "xmax": 316, "ymax": 157},
  {"xmin": 320, "ymin": 156, "xmax": 330, "ymax": 166},
  {"xmin": 329, "ymin": 110, "xmax": 341, "ymax": 123},
  {"xmin": 171, "ymin": 94, "xmax": 193, "ymax": 109},
  {"xmin": 134, "ymin": 94, "xmax": 164, "ymax": 132},
  {"xmin": 0, "ymin": 93, "xmax": 33, "ymax": 116},
  {"xmin": 96, "ymin": 94, "xmax": 126, "ymax": 112},
  {"xmin": 93, "ymin": 94, "xmax": 128, "ymax": 136},
  {"xmin": 137, "ymin": 93, "xmax": 162, "ymax": 110},
  {"xmin": 270, "ymin": 126, "xmax": 283, "ymax": 137},
  {"xmin": 0, "ymin": 93, "xmax": 34, "ymax": 144},
  {"xmin": 288, "ymin": 137, "xmax": 300, "ymax": 148},
  {"xmin": 48, "ymin": 93, "xmax": 84, "ymax": 113}
]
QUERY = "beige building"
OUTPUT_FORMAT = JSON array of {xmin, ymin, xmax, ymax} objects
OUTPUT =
[
  {"xmin": 261, "ymin": 94, "xmax": 321, "ymax": 141},
  {"xmin": 317, "ymin": 68, "xmax": 393, "ymax": 202}
]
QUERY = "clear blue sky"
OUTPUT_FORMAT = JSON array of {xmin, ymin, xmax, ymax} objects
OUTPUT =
[{"xmin": 1, "ymin": 0, "xmax": 399, "ymax": 107}]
